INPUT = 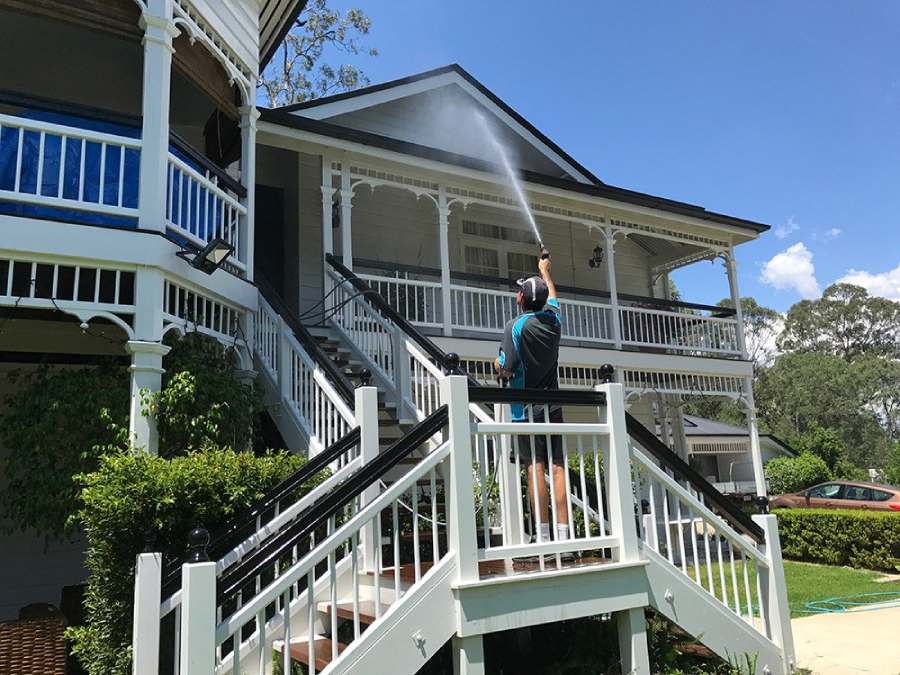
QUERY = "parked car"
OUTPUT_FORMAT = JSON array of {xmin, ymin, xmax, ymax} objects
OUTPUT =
[{"xmin": 770, "ymin": 480, "xmax": 900, "ymax": 511}]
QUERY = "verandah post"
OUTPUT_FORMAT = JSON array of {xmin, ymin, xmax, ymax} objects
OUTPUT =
[
  {"xmin": 753, "ymin": 514, "xmax": 796, "ymax": 674},
  {"xmin": 438, "ymin": 184, "xmax": 453, "ymax": 337},
  {"xmin": 131, "ymin": 551, "xmax": 162, "ymax": 675}
]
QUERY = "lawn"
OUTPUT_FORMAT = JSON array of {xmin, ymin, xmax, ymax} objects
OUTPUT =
[
  {"xmin": 782, "ymin": 560, "xmax": 900, "ymax": 618},
  {"xmin": 684, "ymin": 558, "xmax": 900, "ymax": 619}
]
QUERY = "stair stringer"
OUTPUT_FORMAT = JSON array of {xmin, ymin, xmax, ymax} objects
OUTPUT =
[
  {"xmin": 643, "ymin": 546, "xmax": 786, "ymax": 675},
  {"xmin": 253, "ymin": 352, "xmax": 312, "ymax": 453},
  {"xmin": 325, "ymin": 554, "xmax": 458, "ymax": 675}
]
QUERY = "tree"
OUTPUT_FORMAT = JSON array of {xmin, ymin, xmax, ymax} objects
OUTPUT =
[
  {"xmin": 718, "ymin": 296, "xmax": 782, "ymax": 368},
  {"xmin": 778, "ymin": 283, "xmax": 900, "ymax": 361},
  {"xmin": 259, "ymin": 0, "xmax": 377, "ymax": 108}
]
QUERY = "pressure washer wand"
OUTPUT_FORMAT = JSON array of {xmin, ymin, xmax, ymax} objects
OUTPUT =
[{"xmin": 539, "ymin": 246, "xmax": 550, "ymax": 260}]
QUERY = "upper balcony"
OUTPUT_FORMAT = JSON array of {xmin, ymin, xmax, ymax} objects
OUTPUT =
[{"xmin": 0, "ymin": 3, "xmax": 256, "ymax": 276}]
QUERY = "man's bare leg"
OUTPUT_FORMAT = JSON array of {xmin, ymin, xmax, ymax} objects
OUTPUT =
[{"xmin": 525, "ymin": 461, "xmax": 570, "ymax": 541}]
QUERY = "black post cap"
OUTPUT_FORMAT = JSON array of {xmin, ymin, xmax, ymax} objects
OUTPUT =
[
  {"xmin": 358, "ymin": 368, "xmax": 372, "ymax": 387},
  {"xmin": 187, "ymin": 525, "xmax": 210, "ymax": 563},
  {"xmin": 754, "ymin": 495, "xmax": 770, "ymax": 515},
  {"xmin": 444, "ymin": 353, "xmax": 460, "ymax": 374},
  {"xmin": 599, "ymin": 363, "xmax": 615, "ymax": 384}
]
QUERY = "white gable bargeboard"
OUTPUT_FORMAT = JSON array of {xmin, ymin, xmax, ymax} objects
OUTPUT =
[{"xmin": 291, "ymin": 67, "xmax": 597, "ymax": 184}]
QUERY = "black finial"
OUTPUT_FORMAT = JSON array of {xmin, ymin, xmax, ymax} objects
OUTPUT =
[
  {"xmin": 599, "ymin": 363, "xmax": 615, "ymax": 384},
  {"xmin": 142, "ymin": 528, "xmax": 158, "ymax": 553},
  {"xmin": 444, "ymin": 353, "xmax": 460, "ymax": 374},
  {"xmin": 754, "ymin": 495, "xmax": 770, "ymax": 515},
  {"xmin": 358, "ymin": 368, "xmax": 372, "ymax": 387},
  {"xmin": 187, "ymin": 525, "xmax": 210, "ymax": 563}
]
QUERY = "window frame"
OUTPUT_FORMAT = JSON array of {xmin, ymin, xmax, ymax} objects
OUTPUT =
[{"xmin": 458, "ymin": 219, "xmax": 540, "ymax": 280}]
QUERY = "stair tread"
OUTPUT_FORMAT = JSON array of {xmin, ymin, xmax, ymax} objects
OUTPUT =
[
  {"xmin": 371, "ymin": 554, "xmax": 614, "ymax": 583},
  {"xmin": 321, "ymin": 600, "xmax": 380, "ymax": 625},
  {"xmin": 287, "ymin": 636, "xmax": 347, "ymax": 669}
]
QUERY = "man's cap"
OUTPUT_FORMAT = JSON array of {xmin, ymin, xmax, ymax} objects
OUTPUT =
[{"xmin": 516, "ymin": 276, "xmax": 549, "ymax": 305}]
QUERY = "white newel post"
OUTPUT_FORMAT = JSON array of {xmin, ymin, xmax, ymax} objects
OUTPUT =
[
  {"xmin": 180, "ymin": 529, "xmax": 216, "ymax": 675},
  {"xmin": 598, "ymin": 382, "xmax": 640, "ymax": 561},
  {"xmin": 392, "ymin": 327, "xmax": 412, "ymax": 420},
  {"xmin": 340, "ymin": 163, "xmax": 353, "ymax": 269},
  {"xmin": 604, "ymin": 228, "xmax": 623, "ymax": 349},
  {"xmin": 238, "ymin": 102, "xmax": 259, "ymax": 280},
  {"xmin": 441, "ymin": 375, "xmax": 480, "ymax": 585},
  {"xmin": 438, "ymin": 185, "xmax": 452, "ymax": 336},
  {"xmin": 355, "ymin": 383, "xmax": 380, "ymax": 570},
  {"xmin": 126, "ymin": 341, "xmax": 170, "ymax": 454},
  {"xmin": 138, "ymin": 0, "xmax": 177, "ymax": 231},
  {"xmin": 752, "ymin": 514, "xmax": 796, "ymax": 674},
  {"xmin": 743, "ymin": 383, "xmax": 767, "ymax": 497},
  {"xmin": 131, "ymin": 552, "xmax": 162, "ymax": 675}
]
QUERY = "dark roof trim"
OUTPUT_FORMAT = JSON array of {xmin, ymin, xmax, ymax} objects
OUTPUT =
[
  {"xmin": 259, "ymin": 107, "xmax": 770, "ymax": 233},
  {"xmin": 277, "ymin": 64, "xmax": 604, "ymax": 187},
  {"xmin": 260, "ymin": 0, "xmax": 309, "ymax": 71}
]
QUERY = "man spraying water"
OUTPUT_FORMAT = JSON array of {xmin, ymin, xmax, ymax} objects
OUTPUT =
[{"xmin": 493, "ymin": 250, "xmax": 568, "ymax": 543}]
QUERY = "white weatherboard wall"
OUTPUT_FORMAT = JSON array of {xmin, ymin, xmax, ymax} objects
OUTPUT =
[{"xmin": 0, "ymin": 364, "xmax": 87, "ymax": 621}]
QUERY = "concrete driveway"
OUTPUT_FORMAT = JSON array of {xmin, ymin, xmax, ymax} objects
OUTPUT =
[{"xmin": 792, "ymin": 604, "xmax": 900, "ymax": 674}]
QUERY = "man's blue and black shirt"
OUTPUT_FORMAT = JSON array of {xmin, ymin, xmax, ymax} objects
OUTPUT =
[{"xmin": 498, "ymin": 297, "xmax": 562, "ymax": 421}]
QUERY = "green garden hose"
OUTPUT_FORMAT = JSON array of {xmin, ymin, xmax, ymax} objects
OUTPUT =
[{"xmin": 798, "ymin": 592, "xmax": 900, "ymax": 614}]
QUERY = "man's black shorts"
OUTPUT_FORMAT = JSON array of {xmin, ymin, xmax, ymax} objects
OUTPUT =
[{"xmin": 513, "ymin": 407, "xmax": 565, "ymax": 466}]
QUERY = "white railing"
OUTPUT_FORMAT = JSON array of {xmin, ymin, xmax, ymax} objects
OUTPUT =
[
  {"xmin": 212, "ymin": 439, "xmax": 453, "ymax": 675},
  {"xmin": 255, "ymin": 295, "xmax": 357, "ymax": 455},
  {"xmin": 166, "ymin": 153, "xmax": 247, "ymax": 269},
  {"xmin": 619, "ymin": 305, "xmax": 740, "ymax": 355},
  {"xmin": 0, "ymin": 112, "xmax": 140, "ymax": 216},
  {"xmin": 631, "ymin": 447, "xmax": 771, "ymax": 637},
  {"xmin": 328, "ymin": 270, "xmax": 396, "ymax": 386},
  {"xmin": 404, "ymin": 338, "xmax": 444, "ymax": 421},
  {"xmin": 359, "ymin": 271, "xmax": 741, "ymax": 356}
]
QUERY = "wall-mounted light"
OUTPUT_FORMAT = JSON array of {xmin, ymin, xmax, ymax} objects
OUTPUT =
[
  {"xmin": 588, "ymin": 245, "xmax": 604, "ymax": 269},
  {"xmin": 176, "ymin": 237, "xmax": 234, "ymax": 275}
]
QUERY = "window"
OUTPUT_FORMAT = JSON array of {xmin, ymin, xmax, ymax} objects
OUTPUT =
[
  {"xmin": 842, "ymin": 485, "xmax": 871, "ymax": 501},
  {"xmin": 462, "ymin": 220, "xmax": 536, "ymax": 245},
  {"xmin": 808, "ymin": 483, "xmax": 841, "ymax": 499},
  {"xmin": 871, "ymin": 489, "xmax": 894, "ymax": 502},
  {"xmin": 507, "ymin": 251, "xmax": 539, "ymax": 280},
  {"xmin": 464, "ymin": 246, "xmax": 500, "ymax": 277}
]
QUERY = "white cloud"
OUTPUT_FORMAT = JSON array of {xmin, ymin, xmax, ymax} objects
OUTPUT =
[
  {"xmin": 837, "ymin": 263, "xmax": 900, "ymax": 301},
  {"xmin": 760, "ymin": 242, "xmax": 821, "ymax": 299},
  {"xmin": 773, "ymin": 216, "xmax": 800, "ymax": 239},
  {"xmin": 824, "ymin": 227, "xmax": 842, "ymax": 239}
]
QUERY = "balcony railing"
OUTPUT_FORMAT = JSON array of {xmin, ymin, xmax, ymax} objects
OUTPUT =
[
  {"xmin": 0, "ymin": 96, "xmax": 248, "ymax": 270},
  {"xmin": 354, "ymin": 258, "xmax": 742, "ymax": 358}
]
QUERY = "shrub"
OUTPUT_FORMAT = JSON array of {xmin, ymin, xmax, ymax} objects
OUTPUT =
[
  {"xmin": 0, "ymin": 364, "xmax": 128, "ymax": 538},
  {"xmin": 68, "ymin": 447, "xmax": 324, "ymax": 675},
  {"xmin": 775, "ymin": 508, "xmax": 900, "ymax": 572},
  {"xmin": 147, "ymin": 332, "xmax": 263, "ymax": 454},
  {"xmin": 765, "ymin": 452, "xmax": 832, "ymax": 494}
]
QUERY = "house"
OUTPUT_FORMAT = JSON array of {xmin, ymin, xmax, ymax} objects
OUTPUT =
[
  {"xmin": 0, "ymin": 1, "xmax": 795, "ymax": 674},
  {"xmin": 683, "ymin": 414, "xmax": 795, "ymax": 496}
]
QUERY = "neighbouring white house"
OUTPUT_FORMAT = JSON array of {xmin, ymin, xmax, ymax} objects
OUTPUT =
[
  {"xmin": 0, "ymin": 1, "xmax": 796, "ymax": 674},
  {"xmin": 683, "ymin": 415, "xmax": 795, "ymax": 496}
]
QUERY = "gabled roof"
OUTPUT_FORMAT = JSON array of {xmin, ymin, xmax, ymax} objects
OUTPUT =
[
  {"xmin": 260, "ymin": 0, "xmax": 308, "ymax": 70},
  {"xmin": 683, "ymin": 415, "xmax": 796, "ymax": 455},
  {"xmin": 258, "ymin": 106, "xmax": 771, "ymax": 234},
  {"xmin": 278, "ymin": 64, "xmax": 604, "ymax": 186}
]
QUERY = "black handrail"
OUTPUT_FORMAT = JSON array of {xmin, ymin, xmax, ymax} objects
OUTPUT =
[
  {"xmin": 257, "ymin": 275, "xmax": 356, "ymax": 404},
  {"xmin": 352, "ymin": 256, "xmax": 736, "ymax": 317},
  {"xmin": 216, "ymin": 405, "xmax": 449, "ymax": 604},
  {"xmin": 625, "ymin": 413, "xmax": 764, "ymax": 543},
  {"xmin": 468, "ymin": 387, "xmax": 606, "ymax": 407},
  {"xmin": 326, "ymin": 254, "xmax": 464, "ymax": 372},
  {"xmin": 160, "ymin": 426, "xmax": 362, "ymax": 600},
  {"xmin": 0, "ymin": 89, "xmax": 247, "ymax": 199}
]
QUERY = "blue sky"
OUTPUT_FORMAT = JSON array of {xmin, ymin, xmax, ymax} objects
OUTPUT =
[{"xmin": 318, "ymin": 1, "xmax": 900, "ymax": 311}]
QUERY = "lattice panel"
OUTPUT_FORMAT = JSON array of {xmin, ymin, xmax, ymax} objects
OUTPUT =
[{"xmin": 0, "ymin": 257, "xmax": 135, "ymax": 308}]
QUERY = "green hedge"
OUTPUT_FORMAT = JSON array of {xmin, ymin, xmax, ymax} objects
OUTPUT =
[
  {"xmin": 68, "ymin": 447, "xmax": 327, "ymax": 675},
  {"xmin": 775, "ymin": 508, "xmax": 900, "ymax": 572}
]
